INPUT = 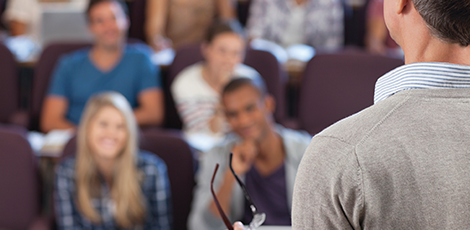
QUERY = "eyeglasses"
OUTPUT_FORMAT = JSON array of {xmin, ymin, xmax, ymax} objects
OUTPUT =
[{"xmin": 210, "ymin": 153, "xmax": 266, "ymax": 230}]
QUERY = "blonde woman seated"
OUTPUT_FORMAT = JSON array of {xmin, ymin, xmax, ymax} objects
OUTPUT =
[
  {"xmin": 171, "ymin": 20, "xmax": 260, "ymax": 152},
  {"xmin": 54, "ymin": 92, "xmax": 172, "ymax": 230}
]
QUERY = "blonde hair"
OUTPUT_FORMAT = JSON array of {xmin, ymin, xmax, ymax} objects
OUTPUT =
[{"xmin": 75, "ymin": 92, "xmax": 146, "ymax": 228}]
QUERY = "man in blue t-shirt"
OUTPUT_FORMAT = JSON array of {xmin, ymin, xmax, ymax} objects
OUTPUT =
[{"xmin": 41, "ymin": 0, "xmax": 164, "ymax": 132}]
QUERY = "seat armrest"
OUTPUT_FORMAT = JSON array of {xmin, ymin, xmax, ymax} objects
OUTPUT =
[{"xmin": 28, "ymin": 216, "xmax": 51, "ymax": 230}]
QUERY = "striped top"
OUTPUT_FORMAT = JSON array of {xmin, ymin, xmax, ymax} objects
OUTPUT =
[
  {"xmin": 171, "ymin": 62, "xmax": 260, "ymax": 151},
  {"xmin": 374, "ymin": 62, "xmax": 470, "ymax": 104}
]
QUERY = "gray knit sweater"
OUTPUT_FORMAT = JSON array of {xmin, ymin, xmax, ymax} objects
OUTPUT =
[{"xmin": 293, "ymin": 88, "xmax": 470, "ymax": 229}]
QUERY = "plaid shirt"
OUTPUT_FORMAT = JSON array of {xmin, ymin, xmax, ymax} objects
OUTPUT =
[{"xmin": 54, "ymin": 151, "xmax": 172, "ymax": 230}]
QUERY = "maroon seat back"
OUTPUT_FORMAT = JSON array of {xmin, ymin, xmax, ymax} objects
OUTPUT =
[
  {"xmin": 165, "ymin": 44, "xmax": 287, "ymax": 129},
  {"xmin": 31, "ymin": 43, "xmax": 92, "ymax": 130},
  {"xmin": 62, "ymin": 129, "xmax": 195, "ymax": 230},
  {"xmin": 0, "ymin": 43, "xmax": 20, "ymax": 124},
  {"xmin": 0, "ymin": 0, "xmax": 6, "ymax": 30},
  {"xmin": 0, "ymin": 127, "xmax": 40, "ymax": 230},
  {"xmin": 128, "ymin": 0, "xmax": 146, "ymax": 42},
  {"xmin": 140, "ymin": 129, "xmax": 195, "ymax": 230},
  {"xmin": 298, "ymin": 49, "xmax": 403, "ymax": 135}
]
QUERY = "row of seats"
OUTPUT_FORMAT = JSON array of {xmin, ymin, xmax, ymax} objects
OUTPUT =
[
  {"xmin": 0, "ymin": 126, "xmax": 195, "ymax": 230},
  {"xmin": 0, "ymin": 41, "xmax": 288, "ymax": 131},
  {"xmin": 0, "ymin": 42, "xmax": 403, "ymax": 135}
]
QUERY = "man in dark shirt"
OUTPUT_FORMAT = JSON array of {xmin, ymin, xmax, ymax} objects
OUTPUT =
[{"xmin": 188, "ymin": 78, "xmax": 311, "ymax": 230}]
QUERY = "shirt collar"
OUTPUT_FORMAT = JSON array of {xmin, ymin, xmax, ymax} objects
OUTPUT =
[{"xmin": 374, "ymin": 62, "xmax": 470, "ymax": 104}]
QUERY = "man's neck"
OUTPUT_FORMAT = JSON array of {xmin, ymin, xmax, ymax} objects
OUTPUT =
[
  {"xmin": 402, "ymin": 29, "xmax": 470, "ymax": 66},
  {"xmin": 90, "ymin": 43, "xmax": 124, "ymax": 71},
  {"xmin": 254, "ymin": 127, "xmax": 286, "ymax": 176}
]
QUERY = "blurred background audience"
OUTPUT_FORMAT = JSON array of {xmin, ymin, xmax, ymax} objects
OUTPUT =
[
  {"xmin": 247, "ymin": 0, "xmax": 343, "ymax": 50},
  {"xmin": 145, "ymin": 0, "xmax": 235, "ymax": 51},
  {"xmin": 0, "ymin": 0, "xmax": 408, "ymax": 229}
]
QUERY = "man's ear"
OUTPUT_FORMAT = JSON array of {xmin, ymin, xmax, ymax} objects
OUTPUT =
[
  {"xmin": 396, "ymin": 0, "xmax": 409, "ymax": 14},
  {"xmin": 264, "ymin": 95, "xmax": 276, "ymax": 114}
]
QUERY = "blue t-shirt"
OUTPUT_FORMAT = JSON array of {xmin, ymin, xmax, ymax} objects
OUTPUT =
[{"xmin": 48, "ymin": 44, "xmax": 160, "ymax": 125}]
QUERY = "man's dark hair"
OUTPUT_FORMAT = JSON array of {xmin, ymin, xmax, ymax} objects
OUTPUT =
[
  {"xmin": 222, "ymin": 77, "xmax": 268, "ymax": 98},
  {"xmin": 86, "ymin": 0, "xmax": 129, "ymax": 19},
  {"xmin": 413, "ymin": 0, "xmax": 470, "ymax": 46},
  {"xmin": 205, "ymin": 19, "xmax": 245, "ymax": 43}
]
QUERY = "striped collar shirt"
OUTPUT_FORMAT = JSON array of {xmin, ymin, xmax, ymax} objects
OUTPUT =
[{"xmin": 374, "ymin": 62, "xmax": 470, "ymax": 104}]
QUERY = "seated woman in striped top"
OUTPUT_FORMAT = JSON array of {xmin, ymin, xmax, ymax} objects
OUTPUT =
[
  {"xmin": 54, "ymin": 92, "xmax": 172, "ymax": 230},
  {"xmin": 171, "ymin": 20, "xmax": 260, "ymax": 152}
]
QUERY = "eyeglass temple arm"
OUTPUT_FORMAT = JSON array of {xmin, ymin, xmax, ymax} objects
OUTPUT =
[
  {"xmin": 211, "ymin": 164, "xmax": 235, "ymax": 230},
  {"xmin": 229, "ymin": 153, "xmax": 259, "ymax": 213}
]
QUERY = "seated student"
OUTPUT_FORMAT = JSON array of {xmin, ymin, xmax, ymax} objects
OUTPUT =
[
  {"xmin": 171, "ymin": 20, "xmax": 260, "ymax": 151},
  {"xmin": 41, "ymin": 0, "xmax": 164, "ymax": 133},
  {"xmin": 188, "ymin": 78, "xmax": 311, "ymax": 229},
  {"xmin": 54, "ymin": 92, "xmax": 172, "ymax": 229}
]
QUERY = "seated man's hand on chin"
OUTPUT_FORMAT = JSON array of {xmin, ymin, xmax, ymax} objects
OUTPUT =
[{"xmin": 231, "ymin": 140, "xmax": 258, "ymax": 175}]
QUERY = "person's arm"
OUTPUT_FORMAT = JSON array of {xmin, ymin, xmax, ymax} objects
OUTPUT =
[
  {"xmin": 216, "ymin": 0, "xmax": 235, "ymax": 19},
  {"xmin": 145, "ymin": 0, "xmax": 171, "ymax": 51},
  {"xmin": 147, "ymin": 157, "xmax": 173, "ymax": 230},
  {"xmin": 134, "ymin": 53, "xmax": 164, "ymax": 126},
  {"xmin": 134, "ymin": 89, "xmax": 164, "ymax": 126},
  {"xmin": 54, "ymin": 161, "xmax": 80, "ymax": 230},
  {"xmin": 40, "ymin": 96, "xmax": 75, "ymax": 133},
  {"xmin": 9, "ymin": 20, "xmax": 27, "ymax": 36},
  {"xmin": 41, "ymin": 56, "xmax": 76, "ymax": 133},
  {"xmin": 292, "ymin": 136, "xmax": 363, "ymax": 229}
]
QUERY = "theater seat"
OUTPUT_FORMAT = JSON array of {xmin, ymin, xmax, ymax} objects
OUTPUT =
[
  {"xmin": 128, "ymin": 0, "xmax": 147, "ymax": 42},
  {"xmin": 0, "ymin": 43, "xmax": 28, "ymax": 127},
  {"xmin": 297, "ymin": 49, "xmax": 403, "ymax": 135},
  {"xmin": 165, "ymin": 44, "xmax": 287, "ymax": 129},
  {"xmin": 140, "ymin": 129, "xmax": 195, "ymax": 230},
  {"xmin": 0, "ymin": 126, "xmax": 50, "ymax": 230}
]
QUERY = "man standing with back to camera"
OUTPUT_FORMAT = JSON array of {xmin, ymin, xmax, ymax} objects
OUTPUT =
[{"xmin": 291, "ymin": 0, "xmax": 470, "ymax": 229}]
